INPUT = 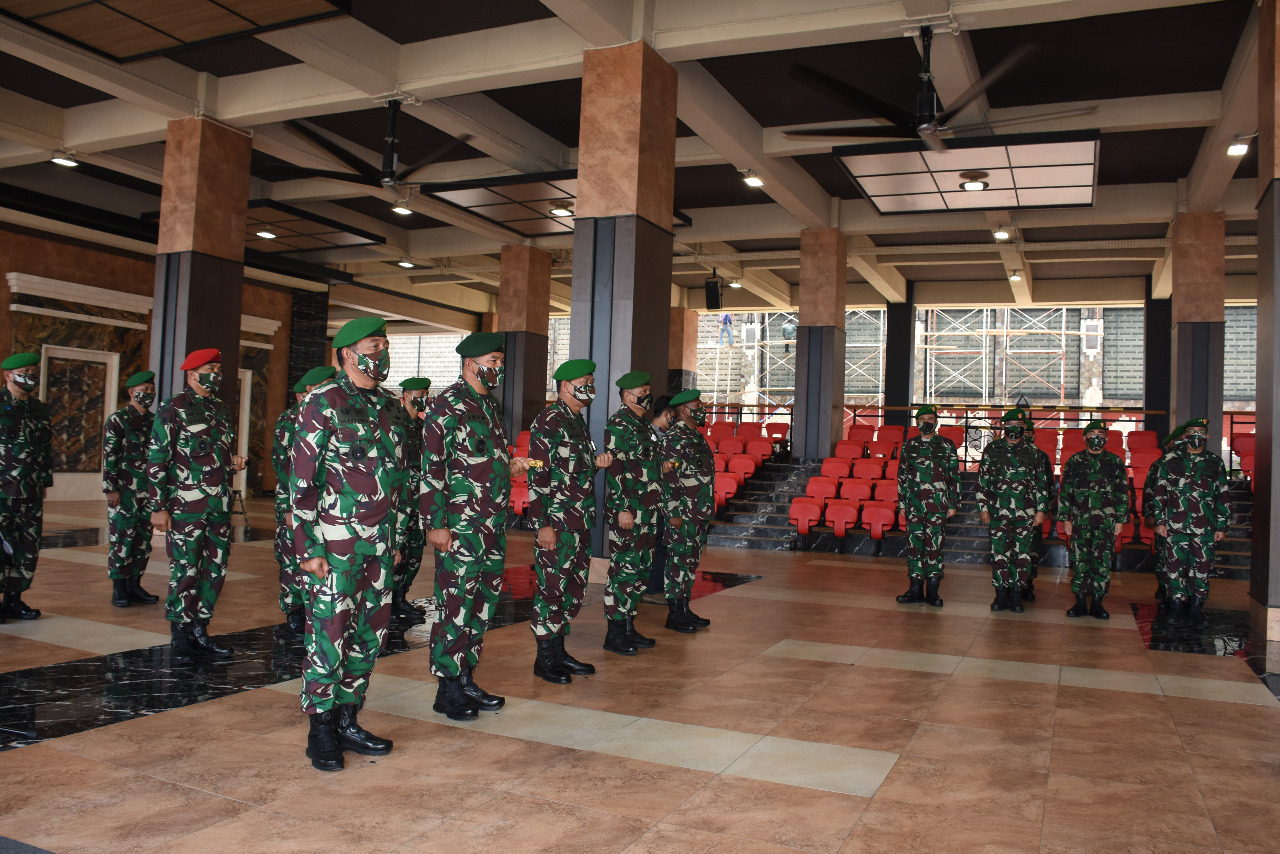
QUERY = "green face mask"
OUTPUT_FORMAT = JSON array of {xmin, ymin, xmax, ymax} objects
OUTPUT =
[
  {"xmin": 690, "ymin": 406, "xmax": 707, "ymax": 427},
  {"xmin": 410, "ymin": 395, "xmax": 427, "ymax": 412},
  {"xmin": 1086, "ymin": 434, "xmax": 1106, "ymax": 451},
  {"xmin": 476, "ymin": 363, "xmax": 504, "ymax": 389},
  {"xmin": 356, "ymin": 350, "xmax": 390, "ymax": 383},
  {"xmin": 197, "ymin": 371, "xmax": 220, "ymax": 393},
  {"xmin": 571, "ymin": 382, "xmax": 595, "ymax": 405},
  {"xmin": 12, "ymin": 373, "xmax": 36, "ymax": 393},
  {"xmin": 134, "ymin": 391, "xmax": 155, "ymax": 408},
  {"xmin": 1004, "ymin": 425, "xmax": 1023, "ymax": 441}
]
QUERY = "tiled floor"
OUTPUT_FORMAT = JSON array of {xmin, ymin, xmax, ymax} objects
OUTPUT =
[{"xmin": 1, "ymin": 499, "xmax": 1279, "ymax": 852}]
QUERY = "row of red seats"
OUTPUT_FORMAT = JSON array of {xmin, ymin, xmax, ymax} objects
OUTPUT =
[
  {"xmin": 821, "ymin": 457, "xmax": 900, "ymax": 480},
  {"xmin": 788, "ymin": 496, "xmax": 901, "ymax": 540},
  {"xmin": 707, "ymin": 420, "xmax": 789, "ymax": 445},
  {"xmin": 707, "ymin": 436, "xmax": 775, "ymax": 459},
  {"xmin": 805, "ymin": 475, "xmax": 898, "ymax": 506}
]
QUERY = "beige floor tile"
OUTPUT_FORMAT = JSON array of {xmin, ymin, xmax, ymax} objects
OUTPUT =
[
  {"xmin": 0, "ymin": 614, "xmax": 171, "ymax": 654},
  {"xmin": 1156, "ymin": 673, "xmax": 1280, "ymax": 706},
  {"xmin": 762, "ymin": 638, "xmax": 870, "ymax": 664},
  {"xmin": 467, "ymin": 698, "xmax": 639, "ymax": 748},
  {"xmin": 589, "ymin": 717, "xmax": 762, "ymax": 773},
  {"xmin": 857, "ymin": 647, "xmax": 962, "ymax": 674},
  {"xmin": 723, "ymin": 735, "xmax": 898, "ymax": 797},
  {"xmin": 953, "ymin": 656, "xmax": 1061, "ymax": 684},
  {"xmin": 1059, "ymin": 665, "xmax": 1162, "ymax": 694}
]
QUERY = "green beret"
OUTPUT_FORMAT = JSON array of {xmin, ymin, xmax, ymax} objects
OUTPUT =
[
  {"xmin": 914, "ymin": 404, "xmax": 937, "ymax": 418},
  {"xmin": 300, "ymin": 366, "xmax": 337, "ymax": 388},
  {"xmin": 1083, "ymin": 420, "xmax": 1106, "ymax": 434},
  {"xmin": 1, "ymin": 353, "xmax": 38, "ymax": 370},
  {"xmin": 670, "ymin": 389, "xmax": 701, "ymax": 407},
  {"xmin": 332, "ymin": 316, "xmax": 387, "ymax": 350},
  {"xmin": 616, "ymin": 370, "xmax": 651, "ymax": 389},
  {"xmin": 1000, "ymin": 408, "xmax": 1026, "ymax": 424},
  {"xmin": 124, "ymin": 370, "xmax": 155, "ymax": 387},
  {"xmin": 1184, "ymin": 417, "xmax": 1209, "ymax": 430},
  {"xmin": 553, "ymin": 359, "xmax": 596, "ymax": 382},
  {"xmin": 292, "ymin": 378, "xmax": 310, "ymax": 394},
  {"xmin": 400, "ymin": 377, "xmax": 432, "ymax": 391},
  {"xmin": 456, "ymin": 331, "xmax": 505, "ymax": 357}
]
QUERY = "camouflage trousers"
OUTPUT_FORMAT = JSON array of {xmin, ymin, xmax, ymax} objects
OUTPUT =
[
  {"xmin": 300, "ymin": 550, "xmax": 393, "ymax": 714},
  {"xmin": 1152, "ymin": 533, "xmax": 1168, "ymax": 585},
  {"xmin": 1162, "ymin": 531, "xmax": 1216, "ymax": 602},
  {"xmin": 164, "ymin": 513, "xmax": 230, "ymax": 624},
  {"xmin": 393, "ymin": 508, "xmax": 426, "ymax": 597},
  {"xmin": 106, "ymin": 494, "xmax": 152, "ymax": 581},
  {"xmin": 532, "ymin": 528, "xmax": 590, "ymax": 637},
  {"xmin": 430, "ymin": 525, "xmax": 506, "ymax": 677},
  {"xmin": 988, "ymin": 512, "xmax": 1037, "ymax": 589},
  {"xmin": 1069, "ymin": 522, "xmax": 1114, "ymax": 596},
  {"xmin": 0, "ymin": 495, "xmax": 42, "ymax": 594},
  {"xmin": 274, "ymin": 497, "xmax": 303, "ymax": 614},
  {"xmin": 664, "ymin": 517, "xmax": 709, "ymax": 599},
  {"xmin": 605, "ymin": 514, "xmax": 657, "ymax": 620},
  {"xmin": 904, "ymin": 514, "xmax": 945, "ymax": 580}
]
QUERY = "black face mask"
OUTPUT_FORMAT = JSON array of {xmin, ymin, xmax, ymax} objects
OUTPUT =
[
  {"xmin": 1005, "ymin": 426, "xmax": 1024, "ymax": 441},
  {"xmin": 918, "ymin": 421, "xmax": 936, "ymax": 436},
  {"xmin": 1186, "ymin": 433, "xmax": 1207, "ymax": 450},
  {"xmin": 635, "ymin": 393, "xmax": 653, "ymax": 410}
]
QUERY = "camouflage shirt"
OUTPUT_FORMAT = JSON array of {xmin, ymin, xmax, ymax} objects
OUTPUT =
[
  {"xmin": 528, "ymin": 399, "xmax": 597, "ymax": 531},
  {"xmin": 102, "ymin": 404, "xmax": 154, "ymax": 496},
  {"xmin": 661, "ymin": 420, "xmax": 715, "ymax": 524},
  {"xmin": 146, "ymin": 388, "xmax": 235, "ymax": 517},
  {"xmin": 420, "ymin": 379, "xmax": 511, "ymax": 531},
  {"xmin": 975, "ymin": 438, "xmax": 1050, "ymax": 517},
  {"xmin": 290, "ymin": 373, "xmax": 407, "ymax": 560},
  {"xmin": 1145, "ymin": 447, "xmax": 1231, "ymax": 536},
  {"xmin": 0, "ymin": 387, "xmax": 52, "ymax": 500},
  {"xmin": 605, "ymin": 405, "xmax": 664, "ymax": 520},
  {"xmin": 388, "ymin": 402, "xmax": 424, "ymax": 487},
  {"xmin": 896, "ymin": 434, "xmax": 960, "ymax": 517},
  {"xmin": 1058, "ymin": 449, "xmax": 1130, "ymax": 526},
  {"xmin": 271, "ymin": 403, "xmax": 298, "ymax": 501}
]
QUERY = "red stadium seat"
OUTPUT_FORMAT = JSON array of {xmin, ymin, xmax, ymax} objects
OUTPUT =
[
  {"xmin": 713, "ymin": 454, "xmax": 728, "ymax": 473},
  {"xmin": 714, "ymin": 472, "xmax": 738, "ymax": 509},
  {"xmin": 846, "ymin": 425, "xmax": 875, "ymax": 444},
  {"xmin": 736, "ymin": 421, "xmax": 764, "ymax": 441},
  {"xmin": 717, "ymin": 437, "xmax": 745, "ymax": 457},
  {"xmin": 788, "ymin": 497, "xmax": 823, "ymax": 535},
  {"xmin": 1115, "ymin": 522, "xmax": 1135, "ymax": 551},
  {"xmin": 709, "ymin": 421, "xmax": 736, "ymax": 443},
  {"xmin": 1233, "ymin": 434, "xmax": 1257, "ymax": 458},
  {"xmin": 825, "ymin": 500, "xmax": 861, "ymax": 538},
  {"xmin": 838, "ymin": 479, "xmax": 874, "ymax": 502},
  {"xmin": 745, "ymin": 438, "xmax": 773, "ymax": 465},
  {"xmin": 874, "ymin": 480, "xmax": 899, "ymax": 504},
  {"xmin": 805, "ymin": 476, "xmax": 839, "ymax": 504},
  {"xmin": 516, "ymin": 430, "xmax": 531, "ymax": 448},
  {"xmin": 906, "ymin": 426, "xmax": 920, "ymax": 440},
  {"xmin": 866, "ymin": 440, "xmax": 896, "ymax": 459},
  {"xmin": 939, "ymin": 425, "xmax": 965, "ymax": 447},
  {"xmin": 852, "ymin": 460, "xmax": 883, "ymax": 480},
  {"xmin": 766, "ymin": 423, "xmax": 790, "ymax": 444},
  {"xmin": 1240, "ymin": 454, "xmax": 1257, "ymax": 478},
  {"xmin": 876, "ymin": 425, "xmax": 905, "ymax": 445},
  {"xmin": 1127, "ymin": 449, "xmax": 1161, "ymax": 476},
  {"xmin": 883, "ymin": 460, "xmax": 900, "ymax": 481},
  {"xmin": 821, "ymin": 458, "xmax": 852, "ymax": 479},
  {"xmin": 834, "ymin": 440, "xmax": 863, "ymax": 460},
  {"xmin": 510, "ymin": 484, "xmax": 530, "ymax": 516},
  {"xmin": 861, "ymin": 501, "xmax": 897, "ymax": 540},
  {"xmin": 728, "ymin": 454, "xmax": 757, "ymax": 482},
  {"xmin": 1126, "ymin": 430, "xmax": 1158, "ymax": 451}
]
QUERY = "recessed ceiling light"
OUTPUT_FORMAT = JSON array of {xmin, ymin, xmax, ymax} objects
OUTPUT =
[
  {"xmin": 256, "ymin": 231, "xmax": 277, "ymax": 239},
  {"xmin": 728, "ymin": 280, "xmax": 742, "ymax": 288},
  {"xmin": 391, "ymin": 205, "xmax": 413, "ymax": 215},
  {"xmin": 50, "ymin": 152, "xmax": 77, "ymax": 167},
  {"xmin": 1227, "ymin": 136, "xmax": 1251, "ymax": 157},
  {"xmin": 742, "ymin": 169, "xmax": 764, "ymax": 187},
  {"xmin": 397, "ymin": 260, "xmax": 415, "ymax": 268},
  {"xmin": 1009, "ymin": 272, "xmax": 1023, "ymax": 282},
  {"xmin": 993, "ymin": 227, "xmax": 1010, "ymax": 240},
  {"xmin": 549, "ymin": 205, "xmax": 573, "ymax": 217},
  {"xmin": 959, "ymin": 171, "xmax": 989, "ymax": 192}
]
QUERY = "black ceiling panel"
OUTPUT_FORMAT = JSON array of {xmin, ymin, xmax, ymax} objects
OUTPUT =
[
  {"xmin": 872, "ymin": 230, "xmax": 997, "ymax": 246},
  {"xmin": 971, "ymin": 0, "xmax": 1252, "ymax": 108},
  {"xmin": 900, "ymin": 263, "xmax": 1011, "ymax": 282},
  {"xmin": 349, "ymin": 0, "xmax": 554, "ymax": 44},
  {"xmin": 1232, "ymin": 141, "xmax": 1259, "ymax": 180},
  {"xmin": 794, "ymin": 153, "xmax": 859, "ymax": 199},
  {"xmin": 1030, "ymin": 260, "xmax": 1156, "ymax": 279},
  {"xmin": 0, "ymin": 52, "xmax": 110, "ymax": 108},
  {"xmin": 698, "ymin": 38, "xmax": 922, "ymax": 129},
  {"xmin": 728, "ymin": 238, "xmax": 802, "ymax": 253},
  {"xmin": 307, "ymin": 107, "xmax": 488, "ymax": 165},
  {"xmin": 485, "ymin": 78, "xmax": 583, "ymax": 148},
  {"xmin": 329, "ymin": 196, "xmax": 452, "ymax": 229},
  {"xmin": 1098, "ymin": 128, "xmax": 1206, "ymax": 185},
  {"xmin": 675, "ymin": 164, "xmax": 775, "ymax": 210},
  {"xmin": 1020, "ymin": 223, "xmax": 1171, "ymax": 241},
  {"xmin": 165, "ymin": 35, "xmax": 302, "ymax": 77},
  {"xmin": 1225, "ymin": 218, "xmax": 1257, "ymax": 236}
]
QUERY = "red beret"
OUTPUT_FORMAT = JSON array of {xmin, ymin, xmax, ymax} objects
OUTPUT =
[{"xmin": 180, "ymin": 348, "xmax": 221, "ymax": 371}]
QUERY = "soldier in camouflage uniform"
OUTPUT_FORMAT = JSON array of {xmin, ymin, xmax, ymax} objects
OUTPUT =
[
  {"xmin": 272, "ymin": 366, "xmax": 336, "ymax": 635},
  {"xmin": 976, "ymin": 408, "xmax": 1049, "ymax": 613},
  {"xmin": 290, "ymin": 317, "xmax": 405, "ymax": 772},
  {"xmin": 1021, "ymin": 420, "xmax": 1056, "ymax": 601},
  {"xmin": 895, "ymin": 405, "xmax": 959, "ymax": 608},
  {"xmin": 1146, "ymin": 418, "xmax": 1231, "ymax": 627},
  {"xmin": 1144, "ymin": 425, "xmax": 1185, "ymax": 607},
  {"xmin": 421, "ymin": 332, "xmax": 528, "ymax": 720},
  {"xmin": 147, "ymin": 348, "xmax": 247, "ymax": 662},
  {"xmin": 661, "ymin": 388, "xmax": 715, "ymax": 633},
  {"xmin": 389, "ymin": 377, "xmax": 431, "ymax": 625},
  {"xmin": 603, "ymin": 370, "xmax": 672, "ymax": 654},
  {"xmin": 527, "ymin": 359, "xmax": 614, "ymax": 682},
  {"xmin": 103, "ymin": 370, "xmax": 159, "ymax": 609},
  {"xmin": 0, "ymin": 352, "xmax": 52, "ymax": 621},
  {"xmin": 1058, "ymin": 420, "xmax": 1130, "ymax": 620}
]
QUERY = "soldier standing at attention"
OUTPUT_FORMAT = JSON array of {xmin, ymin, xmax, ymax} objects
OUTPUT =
[
  {"xmin": 976, "ymin": 408, "xmax": 1049, "ymax": 613},
  {"xmin": 147, "ymin": 349, "xmax": 247, "ymax": 662},
  {"xmin": 1058, "ymin": 420, "xmax": 1130, "ymax": 620},
  {"xmin": 290, "ymin": 317, "xmax": 406, "ymax": 772},
  {"xmin": 421, "ymin": 332, "xmax": 528, "ymax": 720},
  {"xmin": 895, "ymin": 405, "xmax": 959, "ymax": 607},
  {"xmin": 1146, "ymin": 418, "xmax": 1231, "ymax": 627},
  {"xmin": 527, "ymin": 359, "xmax": 613, "ymax": 682},
  {"xmin": 103, "ymin": 370, "xmax": 159, "ymax": 609},
  {"xmin": 389, "ymin": 377, "xmax": 431, "ymax": 625},
  {"xmin": 661, "ymin": 389, "xmax": 715, "ymax": 633},
  {"xmin": 1021, "ymin": 420, "xmax": 1055, "ymax": 602},
  {"xmin": 602, "ymin": 371, "xmax": 671, "ymax": 655},
  {"xmin": 272, "ymin": 366, "xmax": 337, "ymax": 635},
  {"xmin": 0, "ymin": 352, "xmax": 51, "ymax": 621},
  {"xmin": 1144, "ymin": 425, "xmax": 1185, "ymax": 607}
]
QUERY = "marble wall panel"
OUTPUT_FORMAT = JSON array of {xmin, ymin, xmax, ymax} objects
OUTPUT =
[{"xmin": 46, "ymin": 357, "xmax": 106, "ymax": 473}]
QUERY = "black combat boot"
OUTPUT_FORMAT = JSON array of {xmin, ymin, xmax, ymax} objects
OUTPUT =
[
  {"xmin": 1022, "ymin": 578, "xmax": 1036, "ymax": 602},
  {"xmin": 1089, "ymin": 594, "xmax": 1110, "ymax": 620},
  {"xmin": 1066, "ymin": 594, "xmax": 1089, "ymax": 618},
  {"xmin": 306, "ymin": 710, "xmax": 344, "ymax": 771},
  {"xmin": 392, "ymin": 590, "xmax": 426, "ymax": 624},
  {"xmin": 190, "ymin": 620, "xmax": 232, "ymax": 657},
  {"xmin": 1007, "ymin": 584, "xmax": 1024, "ymax": 614},
  {"xmin": 1188, "ymin": 596, "xmax": 1209, "ymax": 628},
  {"xmin": 111, "ymin": 578, "xmax": 131, "ymax": 608},
  {"xmin": 681, "ymin": 599, "xmax": 711, "ymax": 627},
  {"xmin": 533, "ymin": 636, "xmax": 571, "ymax": 684},
  {"xmin": 433, "ymin": 675, "xmax": 480, "ymax": 720},
  {"xmin": 3, "ymin": 591, "xmax": 39, "ymax": 620},
  {"xmin": 169, "ymin": 621, "xmax": 196, "ymax": 664},
  {"xmin": 1154, "ymin": 576, "xmax": 1168, "ymax": 601},
  {"xmin": 286, "ymin": 607, "xmax": 306, "ymax": 636},
  {"xmin": 623, "ymin": 615, "xmax": 655, "ymax": 648},
  {"xmin": 556, "ymin": 636, "xmax": 595, "ymax": 675},
  {"xmin": 924, "ymin": 576, "xmax": 944, "ymax": 607},
  {"xmin": 336, "ymin": 703, "xmax": 392, "ymax": 755},
  {"xmin": 665, "ymin": 599, "xmax": 697, "ymax": 633},
  {"xmin": 1168, "ymin": 597, "xmax": 1188, "ymax": 624},
  {"xmin": 990, "ymin": 587, "xmax": 1008, "ymax": 612},
  {"xmin": 127, "ymin": 575, "xmax": 158, "ymax": 604},
  {"xmin": 459, "ymin": 667, "xmax": 505, "ymax": 710},
  {"xmin": 896, "ymin": 577, "xmax": 925, "ymax": 604},
  {"xmin": 603, "ymin": 619, "xmax": 638, "ymax": 656}
]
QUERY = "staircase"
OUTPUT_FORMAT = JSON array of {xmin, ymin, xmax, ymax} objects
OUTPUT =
[{"xmin": 706, "ymin": 459, "xmax": 818, "ymax": 551}]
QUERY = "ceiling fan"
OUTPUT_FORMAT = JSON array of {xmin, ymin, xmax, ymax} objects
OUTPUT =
[{"xmin": 783, "ymin": 26, "xmax": 1037, "ymax": 151}]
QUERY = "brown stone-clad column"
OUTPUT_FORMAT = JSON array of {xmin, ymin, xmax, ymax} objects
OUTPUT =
[
  {"xmin": 1169, "ymin": 212, "xmax": 1226, "ymax": 451},
  {"xmin": 151, "ymin": 117, "xmax": 251, "ymax": 416},
  {"xmin": 668, "ymin": 307, "xmax": 698, "ymax": 395},
  {"xmin": 793, "ymin": 227, "xmax": 847, "ymax": 460},
  {"xmin": 497, "ymin": 243, "xmax": 552, "ymax": 436}
]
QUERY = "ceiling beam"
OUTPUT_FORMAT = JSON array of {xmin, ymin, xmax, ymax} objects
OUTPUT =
[
  {"xmin": 690, "ymin": 241, "xmax": 791, "ymax": 308},
  {"xmin": 0, "ymin": 89, "xmax": 63, "ymax": 151},
  {"xmin": 257, "ymin": 18, "xmax": 401, "ymax": 97},
  {"xmin": 329, "ymin": 282, "xmax": 479, "ymax": 333},
  {"xmin": 405, "ymin": 96, "xmax": 570, "ymax": 173},
  {"xmin": 847, "ymin": 234, "xmax": 908, "ymax": 303},
  {"xmin": 541, "ymin": 0, "xmax": 635, "ymax": 45}
]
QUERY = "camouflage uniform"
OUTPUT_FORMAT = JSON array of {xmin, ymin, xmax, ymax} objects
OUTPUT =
[
  {"xmin": 1058, "ymin": 449, "xmax": 1130, "ymax": 596},
  {"xmin": 1145, "ymin": 447, "xmax": 1231, "ymax": 602},
  {"xmin": 896, "ymin": 433, "xmax": 960, "ymax": 580},
  {"xmin": 976, "ymin": 437, "xmax": 1050, "ymax": 589},
  {"xmin": 102, "ymin": 404, "xmax": 154, "ymax": 581},
  {"xmin": 1143, "ymin": 444, "xmax": 1179, "ymax": 594},
  {"xmin": 272, "ymin": 403, "xmax": 303, "ymax": 614},
  {"xmin": 290, "ymin": 373, "xmax": 407, "ymax": 713},
  {"xmin": 420, "ymin": 379, "xmax": 511, "ymax": 677},
  {"xmin": 389, "ymin": 403, "xmax": 426, "ymax": 599},
  {"xmin": 604, "ymin": 406, "xmax": 663, "ymax": 620},
  {"xmin": 660, "ymin": 420, "xmax": 715, "ymax": 599},
  {"xmin": 145, "ymin": 387, "xmax": 236, "ymax": 624},
  {"xmin": 0, "ymin": 387, "xmax": 52, "ymax": 595},
  {"xmin": 1028, "ymin": 438, "xmax": 1055, "ymax": 581}
]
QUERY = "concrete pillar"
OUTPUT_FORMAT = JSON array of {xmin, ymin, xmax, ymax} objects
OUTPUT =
[
  {"xmin": 287, "ymin": 288, "xmax": 330, "ymax": 402},
  {"xmin": 1144, "ymin": 287, "xmax": 1173, "ymax": 441},
  {"xmin": 883, "ymin": 283, "xmax": 914, "ymax": 427},
  {"xmin": 793, "ymin": 227, "xmax": 847, "ymax": 460},
  {"xmin": 668, "ymin": 307, "xmax": 698, "ymax": 395},
  {"xmin": 497, "ymin": 243, "xmax": 552, "ymax": 436},
  {"xmin": 1169, "ymin": 212, "xmax": 1227, "ymax": 451}
]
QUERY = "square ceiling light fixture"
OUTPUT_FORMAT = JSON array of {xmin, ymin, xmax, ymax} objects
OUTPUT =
[{"xmin": 833, "ymin": 130, "xmax": 1101, "ymax": 216}]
